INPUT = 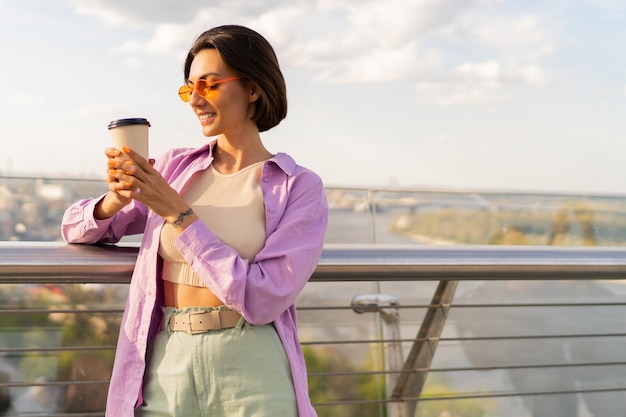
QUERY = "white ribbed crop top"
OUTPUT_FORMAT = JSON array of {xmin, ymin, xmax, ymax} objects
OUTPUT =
[{"xmin": 158, "ymin": 161, "xmax": 266, "ymax": 288}]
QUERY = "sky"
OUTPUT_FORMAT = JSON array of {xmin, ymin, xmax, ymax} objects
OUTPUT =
[{"xmin": 0, "ymin": 0, "xmax": 625, "ymax": 194}]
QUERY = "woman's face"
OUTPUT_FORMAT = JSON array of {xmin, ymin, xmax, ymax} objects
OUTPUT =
[{"xmin": 186, "ymin": 48, "xmax": 258, "ymax": 138}]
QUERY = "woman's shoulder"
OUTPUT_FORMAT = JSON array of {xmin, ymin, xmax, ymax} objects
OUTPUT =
[{"xmin": 270, "ymin": 152, "xmax": 322, "ymax": 184}]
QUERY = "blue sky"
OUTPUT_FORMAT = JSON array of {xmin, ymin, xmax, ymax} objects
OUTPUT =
[{"xmin": 1, "ymin": 0, "xmax": 625, "ymax": 194}]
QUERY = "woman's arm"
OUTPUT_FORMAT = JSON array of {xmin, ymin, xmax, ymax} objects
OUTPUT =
[
  {"xmin": 61, "ymin": 148, "xmax": 156, "ymax": 244},
  {"xmin": 61, "ymin": 195, "xmax": 149, "ymax": 244}
]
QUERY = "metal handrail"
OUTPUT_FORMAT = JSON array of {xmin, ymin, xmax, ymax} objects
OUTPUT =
[
  {"xmin": 1, "ymin": 242, "xmax": 626, "ymax": 417},
  {"xmin": 2, "ymin": 242, "xmax": 626, "ymax": 283}
]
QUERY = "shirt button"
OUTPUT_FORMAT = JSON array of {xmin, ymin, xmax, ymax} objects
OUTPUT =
[{"xmin": 263, "ymin": 176, "xmax": 270, "ymax": 183}]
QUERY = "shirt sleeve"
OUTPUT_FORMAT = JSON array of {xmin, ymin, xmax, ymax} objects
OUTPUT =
[
  {"xmin": 60, "ymin": 149, "xmax": 178, "ymax": 244},
  {"xmin": 174, "ymin": 171, "xmax": 328, "ymax": 325},
  {"xmin": 61, "ymin": 195, "xmax": 149, "ymax": 244}
]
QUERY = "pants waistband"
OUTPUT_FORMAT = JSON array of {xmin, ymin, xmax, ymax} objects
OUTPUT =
[{"xmin": 166, "ymin": 309, "xmax": 242, "ymax": 335}]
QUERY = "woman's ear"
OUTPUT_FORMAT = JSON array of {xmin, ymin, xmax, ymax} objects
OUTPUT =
[{"xmin": 248, "ymin": 82, "xmax": 261, "ymax": 103}]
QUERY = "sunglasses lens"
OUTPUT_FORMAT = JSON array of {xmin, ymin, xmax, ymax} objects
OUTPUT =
[
  {"xmin": 179, "ymin": 77, "xmax": 241, "ymax": 102},
  {"xmin": 178, "ymin": 86, "xmax": 192, "ymax": 102},
  {"xmin": 196, "ymin": 79, "xmax": 210, "ymax": 98}
]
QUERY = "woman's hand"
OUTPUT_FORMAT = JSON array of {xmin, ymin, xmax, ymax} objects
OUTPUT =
[
  {"xmin": 105, "ymin": 147, "xmax": 135, "ymax": 203},
  {"xmin": 93, "ymin": 148, "xmax": 136, "ymax": 219},
  {"xmin": 107, "ymin": 147, "xmax": 198, "ymax": 231}
]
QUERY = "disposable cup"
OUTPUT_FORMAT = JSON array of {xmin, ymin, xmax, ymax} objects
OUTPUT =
[{"xmin": 107, "ymin": 118, "xmax": 150, "ymax": 159}]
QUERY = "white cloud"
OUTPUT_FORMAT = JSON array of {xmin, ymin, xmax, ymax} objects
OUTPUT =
[
  {"xmin": 413, "ymin": 59, "xmax": 549, "ymax": 106},
  {"xmin": 279, "ymin": 0, "xmax": 556, "ymax": 106},
  {"xmin": 515, "ymin": 65, "xmax": 549, "ymax": 88},
  {"xmin": 342, "ymin": 0, "xmax": 468, "ymax": 46},
  {"xmin": 71, "ymin": 2, "xmax": 131, "ymax": 27},
  {"xmin": 142, "ymin": 22, "xmax": 195, "ymax": 56},
  {"xmin": 71, "ymin": 0, "xmax": 558, "ymax": 106},
  {"xmin": 70, "ymin": 0, "xmax": 217, "ymax": 27},
  {"xmin": 75, "ymin": 102, "xmax": 127, "ymax": 117},
  {"xmin": 69, "ymin": 0, "xmax": 295, "ymax": 27},
  {"xmin": 279, "ymin": 0, "xmax": 475, "ymax": 77},
  {"xmin": 111, "ymin": 40, "xmax": 144, "ymax": 54},
  {"xmin": 416, "ymin": 81, "xmax": 501, "ymax": 106},
  {"xmin": 310, "ymin": 42, "xmax": 443, "ymax": 83},
  {"xmin": 445, "ymin": 13, "xmax": 558, "ymax": 59},
  {"xmin": 9, "ymin": 94, "xmax": 46, "ymax": 105},
  {"xmin": 105, "ymin": 6, "xmax": 300, "ymax": 59},
  {"xmin": 243, "ymin": 5, "xmax": 304, "ymax": 51},
  {"xmin": 457, "ymin": 60, "xmax": 502, "ymax": 80},
  {"xmin": 455, "ymin": 60, "xmax": 548, "ymax": 88},
  {"xmin": 125, "ymin": 56, "xmax": 143, "ymax": 71},
  {"xmin": 416, "ymin": 60, "xmax": 548, "ymax": 108}
]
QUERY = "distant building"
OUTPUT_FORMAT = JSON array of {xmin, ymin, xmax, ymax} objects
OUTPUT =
[{"xmin": 35, "ymin": 179, "xmax": 70, "ymax": 201}]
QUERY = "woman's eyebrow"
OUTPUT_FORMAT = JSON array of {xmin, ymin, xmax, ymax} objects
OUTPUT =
[{"xmin": 187, "ymin": 72, "xmax": 222, "ymax": 85}]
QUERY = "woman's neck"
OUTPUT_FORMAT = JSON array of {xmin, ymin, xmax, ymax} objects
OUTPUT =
[{"xmin": 211, "ymin": 134, "xmax": 272, "ymax": 175}]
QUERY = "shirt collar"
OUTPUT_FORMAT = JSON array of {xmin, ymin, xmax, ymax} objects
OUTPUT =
[
  {"xmin": 183, "ymin": 141, "xmax": 297, "ymax": 176},
  {"xmin": 268, "ymin": 153, "xmax": 296, "ymax": 176}
]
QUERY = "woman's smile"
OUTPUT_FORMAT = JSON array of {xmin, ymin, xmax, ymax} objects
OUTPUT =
[{"xmin": 198, "ymin": 112, "xmax": 216, "ymax": 125}]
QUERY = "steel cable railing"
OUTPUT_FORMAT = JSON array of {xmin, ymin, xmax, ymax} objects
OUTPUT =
[{"xmin": 0, "ymin": 243, "xmax": 626, "ymax": 416}]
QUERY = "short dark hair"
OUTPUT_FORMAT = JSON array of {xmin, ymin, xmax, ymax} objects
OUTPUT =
[{"xmin": 183, "ymin": 25, "xmax": 287, "ymax": 132}]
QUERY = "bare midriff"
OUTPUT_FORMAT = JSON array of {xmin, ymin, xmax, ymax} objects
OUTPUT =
[{"xmin": 163, "ymin": 280, "xmax": 225, "ymax": 308}]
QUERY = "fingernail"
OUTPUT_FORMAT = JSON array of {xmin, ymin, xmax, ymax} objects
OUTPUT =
[
  {"xmin": 108, "ymin": 161, "xmax": 116, "ymax": 167},
  {"xmin": 124, "ymin": 182, "xmax": 132, "ymax": 187},
  {"xmin": 124, "ymin": 160, "xmax": 134, "ymax": 165},
  {"xmin": 122, "ymin": 146, "xmax": 131, "ymax": 154},
  {"xmin": 109, "ymin": 169, "xmax": 117, "ymax": 175}
]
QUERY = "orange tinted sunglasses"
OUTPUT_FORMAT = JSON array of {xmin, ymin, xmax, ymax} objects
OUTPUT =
[{"xmin": 178, "ymin": 76, "xmax": 243, "ymax": 102}]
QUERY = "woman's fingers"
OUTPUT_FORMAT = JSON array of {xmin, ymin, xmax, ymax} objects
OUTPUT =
[
  {"xmin": 122, "ymin": 146, "xmax": 152, "ymax": 171},
  {"xmin": 106, "ymin": 146, "xmax": 177, "ymax": 212},
  {"xmin": 101, "ymin": 147, "xmax": 136, "ymax": 204},
  {"xmin": 104, "ymin": 147, "xmax": 122, "ymax": 158}
]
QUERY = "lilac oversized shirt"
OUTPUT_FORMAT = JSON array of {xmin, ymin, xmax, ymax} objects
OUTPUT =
[{"xmin": 61, "ymin": 143, "xmax": 327, "ymax": 417}]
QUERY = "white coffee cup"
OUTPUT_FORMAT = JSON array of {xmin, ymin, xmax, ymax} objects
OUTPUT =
[{"xmin": 108, "ymin": 118, "xmax": 150, "ymax": 159}]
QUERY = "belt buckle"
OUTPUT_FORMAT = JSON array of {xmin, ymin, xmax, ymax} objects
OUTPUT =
[
  {"xmin": 186, "ymin": 311, "xmax": 206, "ymax": 335},
  {"xmin": 172, "ymin": 310, "xmax": 223, "ymax": 335}
]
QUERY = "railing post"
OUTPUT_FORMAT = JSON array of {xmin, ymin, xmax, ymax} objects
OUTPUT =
[
  {"xmin": 391, "ymin": 279, "xmax": 458, "ymax": 416},
  {"xmin": 366, "ymin": 189, "xmax": 377, "ymax": 244},
  {"xmin": 352, "ymin": 294, "xmax": 404, "ymax": 417},
  {"xmin": 379, "ymin": 308, "xmax": 405, "ymax": 417}
]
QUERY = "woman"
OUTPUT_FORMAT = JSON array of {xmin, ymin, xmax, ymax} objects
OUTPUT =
[{"xmin": 62, "ymin": 25, "xmax": 327, "ymax": 417}]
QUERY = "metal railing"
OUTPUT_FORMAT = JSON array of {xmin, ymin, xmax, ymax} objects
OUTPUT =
[{"xmin": 1, "ymin": 242, "xmax": 626, "ymax": 417}]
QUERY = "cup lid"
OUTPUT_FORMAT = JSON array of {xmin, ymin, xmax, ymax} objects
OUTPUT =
[{"xmin": 108, "ymin": 118, "xmax": 151, "ymax": 129}]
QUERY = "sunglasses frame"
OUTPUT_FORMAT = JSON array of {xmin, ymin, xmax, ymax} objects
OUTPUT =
[{"xmin": 178, "ymin": 76, "xmax": 243, "ymax": 102}]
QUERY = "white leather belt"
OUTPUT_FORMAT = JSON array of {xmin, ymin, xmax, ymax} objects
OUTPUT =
[{"xmin": 167, "ymin": 310, "xmax": 242, "ymax": 335}]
